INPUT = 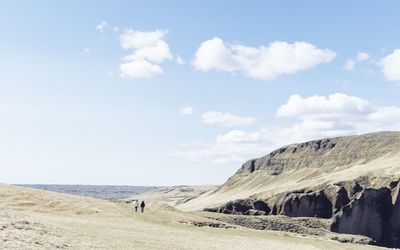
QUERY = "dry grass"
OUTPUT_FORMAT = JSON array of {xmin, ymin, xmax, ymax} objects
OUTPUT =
[{"xmin": 0, "ymin": 184, "xmax": 386, "ymax": 249}]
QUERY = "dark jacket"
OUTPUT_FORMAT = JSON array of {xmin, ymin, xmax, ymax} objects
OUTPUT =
[{"xmin": 140, "ymin": 201, "xmax": 145, "ymax": 208}]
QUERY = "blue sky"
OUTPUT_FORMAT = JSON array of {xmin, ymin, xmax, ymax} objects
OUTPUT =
[{"xmin": 1, "ymin": 1, "xmax": 400, "ymax": 185}]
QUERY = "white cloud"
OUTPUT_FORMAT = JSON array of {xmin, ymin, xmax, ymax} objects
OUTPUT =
[
  {"xmin": 369, "ymin": 106, "xmax": 400, "ymax": 121},
  {"xmin": 120, "ymin": 30, "xmax": 166, "ymax": 49},
  {"xmin": 215, "ymin": 130, "xmax": 267, "ymax": 144},
  {"xmin": 180, "ymin": 106, "xmax": 193, "ymax": 115},
  {"xmin": 119, "ymin": 29, "xmax": 173, "ymax": 78},
  {"xmin": 380, "ymin": 49, "xmax": 400, "ymax": 83},
  {"xmin": 193, "ymin": 37, "xmax": 336, "ymax": 80},
  {"xmin": 343, "ymin": 59, "xmax": 355, "ymax": 71},
  {"xmin": 277, "ymin": 93, "xmax": 372, "ymax": 118},
  {"xmin": 120, "ymin": 60, "xmax": 163, "ymax": 78},
  {"xmin": 95, "ymin": 21, "xmax": 108, "ymax": 33},
  {"xmin": 356, "ymin": 52, "xmax": 370, "ymax": 62},
  {"xmin": 202, "ymin": 111, "xmax": 256, "ymax": 126},
  {"xmin": 277, "ymin": 93, "xmax": 400, "ymax": 135},
  {"xmin": 173, "ymin": 93, "xmax": 400, "ymax": 165},
  {"xmin": 343, "ymin": 52, "xmax": 370, "ymax": 71},
  {"xmin": 122, "ymin": 40, "xmax": 172, "ymax": 63}
]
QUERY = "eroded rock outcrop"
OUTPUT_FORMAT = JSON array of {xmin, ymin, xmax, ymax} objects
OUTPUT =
[
  {"xmin": 199, "ymin": 132, "xmax": 400, "ymax": 248},
  {"xmin": 386, "ymin": 183, "xmax": 400, "ymax": 248},
  {"xmin": 332, "ymin": 186, "xmax": 351, "ymax": 214},
  {"xmin": 206, "ymin": 185, "xmax": 351, "ymax": 218},
  {"xmin": 205, "ymin": 199, "xmax": 270, "ymax": 215},
  {"xmin": 282, "ymin": 190, "xmax": 332, "ymax": 218},
  {"xmin": 236, "ymin": 132, "xmax": 400, "ymax": 175},
  {"xmin": 331, "ymin": 188, "xmax": 392, "ymax": 246},
  {"xmin": 205, "ymin": 181, "xmax": 400, "ymax": 248}
]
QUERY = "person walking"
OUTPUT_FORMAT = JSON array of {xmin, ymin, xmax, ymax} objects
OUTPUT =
[
  {"xmin": 133, "ymin": 200, "xmax": 139, "ymax": 212},
  {"xmin": 140, "ymin": 200, "xmax": 145, "ymax": 213}
]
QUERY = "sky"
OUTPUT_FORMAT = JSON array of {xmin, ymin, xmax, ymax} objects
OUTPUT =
[{"xmin": 1, "ymin": 1, "xmax": 400, "ymax": 186}]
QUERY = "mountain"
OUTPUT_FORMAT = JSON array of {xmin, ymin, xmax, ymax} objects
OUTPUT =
[{"xmin": 178, "ymin": 131, "xmax": 400, "ymax": 247}]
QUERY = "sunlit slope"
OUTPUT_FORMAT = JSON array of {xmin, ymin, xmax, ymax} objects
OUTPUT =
[
  {"xmin": 0, "ymin": 183, "xmax": 126, "ymax": 216},
  {"xmin": 0, "ymin": 184, "xmax": 376, "ymax": 249},
  {"xmin": 178, "ymin": 131, "xmax": 400, "ymax": 211}
]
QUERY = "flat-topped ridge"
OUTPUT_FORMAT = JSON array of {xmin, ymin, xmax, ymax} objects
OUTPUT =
[{"xmin": 236, "ymin": 131, "xmax": 400, "ymax": 175}]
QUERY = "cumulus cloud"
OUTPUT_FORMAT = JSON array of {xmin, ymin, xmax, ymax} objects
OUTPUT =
[
  {"xmin": 120, "ymin": 30, "xmax": 166, "ymax": 50},
  {"xmin": 357, "ymin": 52, "xmax": 370, "ymax": 61},
  {"xmin": 173, "ymin": 93, "xmax": 400, "ymax": 164},
  {"xmin": 380, "ymin": 49, "xmax": 400, "ymax": 83},
  {"xmin": 343, "ymin": 52, "xmax": 370, "ymax": 71},
  {"xmin": 95, "ymin": 21, "xmax": 108, "ymax": 33},
  {"xmin": 119, "ymin": 29, "xmax": 173, "ymax": 78},
  {"xmin": 202, "ymin": 111, "xmax": 256, "ymax": 126},
  {"xmin": 180, "ymin": 106, "xmax": 193, "ymax": 115},
  {"xmin": 277, "ymin": 93, "xmax": 372, "ymax": 118},
  {"xmin": 277, "ymin": 93, "xmax": 400, "ymax": 136},
  {"xmin": 192, "ymin": 37, "xmax": 336, "ymax": 80},
  {"xmin": 120, "ymin": 60, "xmax": 163, "ymax": 78}
]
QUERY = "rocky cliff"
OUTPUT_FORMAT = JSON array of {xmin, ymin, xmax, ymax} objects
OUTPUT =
[
  {"xmin": 197, "ymin": 131, "xmax": 400, "ymax": 248},
  {"xmin": 236, "ymin": 131, "xmax": 400, "ymax": 175}
]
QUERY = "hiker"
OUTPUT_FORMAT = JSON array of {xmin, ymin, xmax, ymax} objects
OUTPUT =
[
  {"xmin": 140, "ymin": 200, "xmax": 145, "ymax": 213},
  {"xmin": 133, "ymin": 200, "xmax": 139, "ymax": 212}
]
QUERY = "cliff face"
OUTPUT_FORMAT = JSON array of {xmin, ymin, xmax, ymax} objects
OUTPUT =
[
  {"xmin": 200, "ymin": 131, "xmax": 400, "ymax": 248},
  {"xmin": 237, "ymin": 132, "xmax": 400, "ymax": 176}
]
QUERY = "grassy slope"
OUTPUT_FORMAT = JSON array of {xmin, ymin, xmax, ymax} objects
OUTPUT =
[
  {"xmin": 178, "ymin": 134, "xmax": 400, "ymax": 211},
  {"xmin": 0, "ymin": 184, "xmax": 386, "ymax": 249}
]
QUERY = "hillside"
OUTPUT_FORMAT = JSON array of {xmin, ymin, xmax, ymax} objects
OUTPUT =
[
  {"xmin": 1, "ymin": 184, "xmax": 374, "ymax": 249},
  {"xmin": 178, "ymin": 131, "xmax": 400, "ymax": 211},
  {"xmin": 170, "ymin": 131, "xmax": 400, "ymax": 248}
]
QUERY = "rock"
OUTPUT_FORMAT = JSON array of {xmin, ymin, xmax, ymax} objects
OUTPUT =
[
  {"xmin": 231, "ymin": 201, "xmax": 251, "ymax": 214},
  {"xmin": 271, "ymin": 205, "xmax": 278, "ymax": 215},
  {"xmin": 203, "ymin": 207, "xmax": 218, "ymax": 213},
  {"xmin": 204, "ymin": 199, "xmax": 270, "ymax": 216},
  {"xmin": 331, "ymin": 188, "xmax": 392, "ymax": 246},
  {"xmin": 281, "ymin": 190, "xmax": 332, "ymax": 218},
  {"xmin": 243, "ymin": 209, "xmax": 266, "ymax": 216},
  {"xmin": 387, "ymin": 184, "xmax": 400, "ymax": 248},
  {"xmin": 330, "ymin": 235, "xmax": 376, "ymax": 245},
  {"xmin": 200, "ymin": 132, "xmax": 400, "ymax": 248},
  {"xmin": 332, "ymin": 186, "xmax": 350, "ymax": 214},
  {"xmin": 214, "ymin": 200, "xmax": 252, "ymax": 215},
  {"xmin": 236, "ymin": 132, "xmax": 400, "ymax": 175},
  {"xmin": 252, "ymin": 200, "xmax": 270, "ymax": 214}
]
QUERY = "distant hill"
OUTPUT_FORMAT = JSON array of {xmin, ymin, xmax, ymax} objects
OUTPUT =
[{"xmin": 16, "ymin": 184, "xmax": 157, "ymax": 201}]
